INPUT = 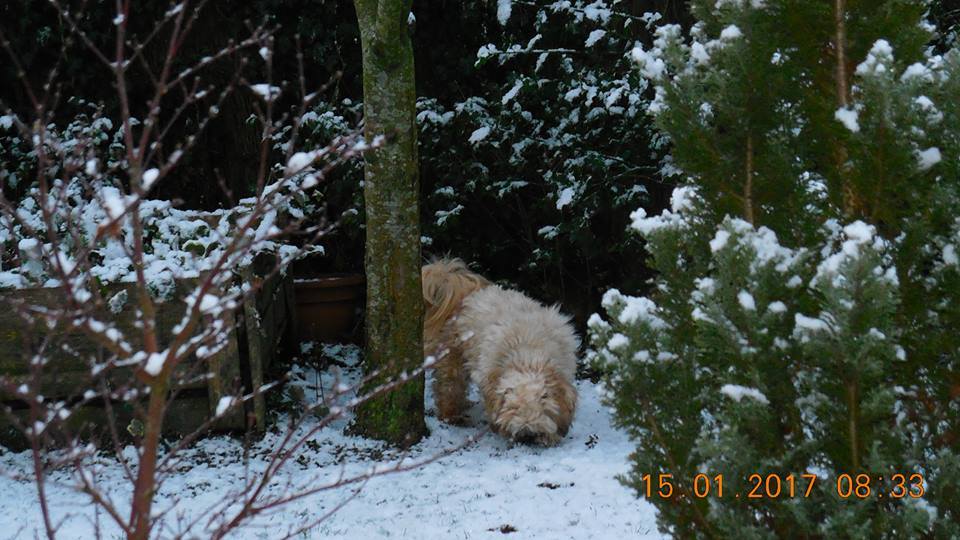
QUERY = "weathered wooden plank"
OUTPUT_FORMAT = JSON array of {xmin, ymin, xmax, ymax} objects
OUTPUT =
[
  {"xmin": 0, "ymin": 367, "xmax": 208, "ymax": 401},
  {"xmin": 0, "ymin": 279, "xmax": 217, "ymax": 400},
  {"xmin": 241, "ymin": 265, "xmax": 266, "ymax": 432},
  {"xmin": 0, "ymin": 255, "xmax": 294, "ymax": 446},
  {"xmin": 0, "ymin": 394, "xmax": 214, "ymax": 451},
  {"xmin": 205, "ymin": 324, "xmax": 246, "ymax": 431},
  {"xmin": 0, "ymin": 280, "xmax": 193, "ymax": 374}
]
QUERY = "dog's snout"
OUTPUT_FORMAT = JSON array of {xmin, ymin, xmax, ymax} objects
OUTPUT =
[{"xmin": 513, "ymin": 428, "xmax": 538, "ymax": 445}]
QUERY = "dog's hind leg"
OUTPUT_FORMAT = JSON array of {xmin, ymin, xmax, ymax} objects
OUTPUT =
[{"xmin": 432, "ymin": 341, "xmax": 470, "ymax": 425}]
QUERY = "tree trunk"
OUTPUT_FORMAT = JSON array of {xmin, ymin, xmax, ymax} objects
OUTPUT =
[{"xmin": 351, "ymin": 0, "xmax": 427, "ymax": 446}]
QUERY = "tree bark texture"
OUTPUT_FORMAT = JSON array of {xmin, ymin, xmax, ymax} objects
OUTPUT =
[{"xmin": 351, "ymin": 0, "xmax": 427, "ymax": 446}]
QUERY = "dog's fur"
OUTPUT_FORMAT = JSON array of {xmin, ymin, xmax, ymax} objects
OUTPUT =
[{"xmin": 422, "ymin": 258, "xmax": 578, "ymax": 446}]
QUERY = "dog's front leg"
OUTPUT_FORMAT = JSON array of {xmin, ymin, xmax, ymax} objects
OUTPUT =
[{"xmin": 477, "ymin": 368, "xmax": 506, "ymax": 435}]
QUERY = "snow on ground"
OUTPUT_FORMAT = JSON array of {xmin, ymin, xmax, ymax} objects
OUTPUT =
[{"xmin": 0, "ymin": 344, "xmax": 662, "ymax": 539}]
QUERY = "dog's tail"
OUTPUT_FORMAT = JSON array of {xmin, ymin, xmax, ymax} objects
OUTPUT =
[{"xmin": 422, "ymin": 258, "xmax": 489, "ymax": 342}]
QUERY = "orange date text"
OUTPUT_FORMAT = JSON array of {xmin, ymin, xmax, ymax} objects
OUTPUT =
[{"xmin": 640, "ymin": 473, "xmax": 924, "ymax": 499}]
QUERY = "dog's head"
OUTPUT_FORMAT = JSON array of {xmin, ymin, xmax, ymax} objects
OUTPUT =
[{"xmin": 489, "ymin": 365, "xmax": 577, "ymax": 446}]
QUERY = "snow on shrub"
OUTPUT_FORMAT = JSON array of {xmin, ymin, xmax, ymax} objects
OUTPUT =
[{"xmin": 590, "ymin": 0, "xmax": 960, "ymax": 535}]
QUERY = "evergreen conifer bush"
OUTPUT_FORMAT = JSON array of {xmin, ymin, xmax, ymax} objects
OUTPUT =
[{"xmin": 590, "ymin": 1, "xmax": 960, "ymax": 537}]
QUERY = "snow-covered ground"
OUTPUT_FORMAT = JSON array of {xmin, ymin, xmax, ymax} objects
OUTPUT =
[{"xmin": 0, "ymin": 345, "xmax": 662, "ymax": 539}]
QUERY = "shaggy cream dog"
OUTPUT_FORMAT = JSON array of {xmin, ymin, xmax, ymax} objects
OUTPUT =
[{"xmin": 422, "ymin": 259, "xmax": 578, "ymax": 446}]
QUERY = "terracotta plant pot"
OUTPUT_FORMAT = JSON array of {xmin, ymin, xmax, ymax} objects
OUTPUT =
[{"xmin": 293, "ymin": 274, "xmax": 365, "ymax": 344}]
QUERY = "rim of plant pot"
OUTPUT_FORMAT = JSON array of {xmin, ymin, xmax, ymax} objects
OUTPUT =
[{"xmin": 293, "ymin": 274, "xmax": 365, "ymax": 288}]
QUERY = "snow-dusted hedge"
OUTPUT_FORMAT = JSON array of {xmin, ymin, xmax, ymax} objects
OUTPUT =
[
  {"xmin": 0, "ymin": 107, "xmax": 330, "ymax": 295},
  {"xmin": 0, "ymin": 181, "xmax": 307, "ymax": 296},
  {"xmin": 290, "ymin": 0, "xmax": 669, "ymax": 312},
  {"xmin": 590, "ymin": 0, "xmax": 960, "ymax": 536},
  {"xmin": 592, "ymin": 187, "xmax": 960, "ymax": 535},
  {"xmin": 418, "ymin": 1, "xmax": 660, "ymax": 285}
]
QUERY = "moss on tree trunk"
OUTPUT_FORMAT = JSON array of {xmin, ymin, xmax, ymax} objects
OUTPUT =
[{"xmin": 351, "ymin": 0, "xmax": 427, "ymax": 446}]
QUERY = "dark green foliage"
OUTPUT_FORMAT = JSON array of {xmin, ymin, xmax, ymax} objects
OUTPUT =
[
  {"xmin": 1, "ymin": 1, "xmax": 679, "ymax": 330},
  {"xmin": 411, "ymin": 2, "xmax": 672, "ymax": 329},
  {"xmin": 593, "ymin": 1, "xmax": 960, "ymax": 537}
]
